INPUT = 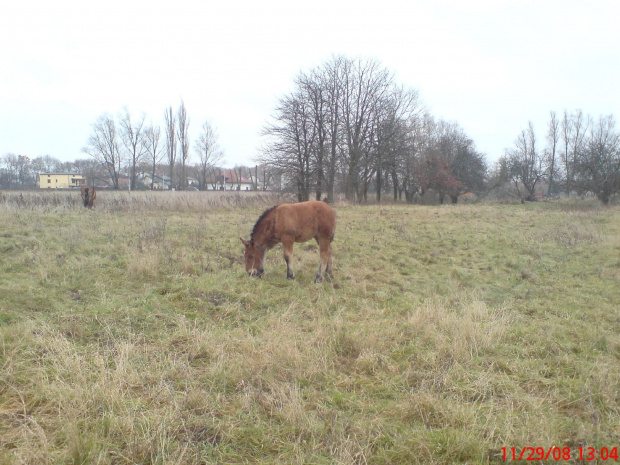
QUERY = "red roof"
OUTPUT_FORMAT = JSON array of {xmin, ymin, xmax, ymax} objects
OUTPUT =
[{"xmin": 206, "ymin": 170, "xmax": 252, "ymax": 184}]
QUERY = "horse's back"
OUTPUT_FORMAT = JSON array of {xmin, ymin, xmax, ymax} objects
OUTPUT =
[{"xmin": 273, "ymin": 201, "xmax": 334, "ymax": 241}]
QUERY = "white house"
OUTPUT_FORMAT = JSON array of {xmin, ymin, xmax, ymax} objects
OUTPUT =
[{"xmin": 205, "ymin": 170, "xmax": 253, "ymax": 191}]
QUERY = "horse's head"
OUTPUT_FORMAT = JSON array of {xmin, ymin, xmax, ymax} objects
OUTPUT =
[{"xmin": 240, "ymin": 238, "xmax": 264, "ymax": 277}]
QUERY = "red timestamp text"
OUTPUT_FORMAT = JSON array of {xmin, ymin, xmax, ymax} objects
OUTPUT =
[{"xmin": 501, "ymin": 446, "xmax": 619, "ymax": 461}]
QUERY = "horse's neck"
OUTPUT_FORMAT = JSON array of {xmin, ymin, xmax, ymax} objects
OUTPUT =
[{"xmin": 254, "ymin": 211, "xmax": 277, "ymax": 249}]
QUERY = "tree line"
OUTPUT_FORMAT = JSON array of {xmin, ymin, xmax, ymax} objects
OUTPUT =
[
  {"xmin": 3, "ymin": 55, "xmax": 618, "ymax": 204},
  {"xmin": 497, "ymin": 110, "xmax": 620, "ymax": 204},
  {"xmin": 260, "ymin": 55, "xmax": 487, "ymax": 203},
  {"xmin": 260, "ymin": 56, "xmax": 619, "ymax": 205},
  {"xmin": 81, "ymin": 102, "xmax": 226, "ymax": 191},
  {"xmin": 0, "ymin": 103, "xmax": 228, "ymax": 191},
  {"xmin": 0, "ymin": 151, "xmax": 279, "ymax": 192}
]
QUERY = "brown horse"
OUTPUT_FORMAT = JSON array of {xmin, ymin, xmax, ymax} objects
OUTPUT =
[
  {"xmin": 80, "ymin": 185, "xmax": 97, "ymax": 208},
  {"xmin": 241, "ymin": 200, "xmax": 336, "ymax": 283}
]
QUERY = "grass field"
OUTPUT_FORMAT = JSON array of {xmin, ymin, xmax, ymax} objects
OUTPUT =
[{"xmin": 0, "ymin": 190, "xmax": 619, "ymax": 464}]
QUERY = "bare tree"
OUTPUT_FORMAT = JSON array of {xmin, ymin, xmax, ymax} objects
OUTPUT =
[
  {"xmin": 321, "ymin": 56, "xmax": 346, "ymax": 202},
  {"xmin": 560, "ymin": 110, "xmax": 573, "ymax": 195},
  {"xmin": 574, "ymin": 114, "xmax": 620, "ymax": 204},
  {"xmin": 419, "ymin": 119, "xmax": 486, "ymax": 203},
  {"xmin": 260, "ymin": 56, "xmax": 487, "ymax": 203},
  {"xmin": 15, "ymin": 155, "xmax": 32, "ymax": 188},
  {"xmin": 340, "ymin": 58, "xmax": 394, "ymax": 201},
  {"xmin": 261, "ymin": 89, "xmax": 317, "ymax": 201},
  {"xmin": 31, "ymin": 155, "xmax": 61, "ymax": 187},
  {"xmin": 297, "ymin": 69, "xmax": 329, "ymax": 200},
  {"xmin": 83, "ymin": 114, "xmax": 123, "ymax": 189},
  {"xmin": 31, "ymin": 155, "xmax": 62, "ymax": 173},
  {"xmin": 30, "ymin": 157, "xmax": 46, "ymax": 184},
  {"xmin": 233, "ymin": 166, "xmax": 245, "ymax": 190},
  {"xmin": 1, "ymin": 153, "xmax": 19, "ymax": 188},
  {"xmin": 144, "ymin": 124, "xmax": 164, "ymax": 190},
  {"xmin": 392, "ymin": 112, "xmax": 430, "ymax": 203},
  {"xmin": 194, "ymin": 120, "xmax": 224, "ymax": 190},
  {"xmin": 376, "ymin": 86, "xmax": 423, "ymax": 202},
  {"xmin": 506, "ymin": 121, "xmax": 546, "ymax": 201},
  {"xmin": 560, "ymin": 109, "xmax": 590, "ymax": 196},
  {"xmin": 248, "ymin": 164, "xmax": 259, "ymax": 190},
  {"xmin": 164, "ymin": 107, "xmax": 176, "ymax": 190},
  {"xmin": 261, "ymin": 56, "xmax": 407, "ymax": 203},
  {"xmin": 545, "ymin": 111, "xmax": 560, "ymax": 196},
  {"xmin": 177, "ymin": 101, "xmax": 190, "ymax": 189},
  {"xmin": 248, "ymin": 163, "xmax": 277, "ymax": 191},
  {"xmin": 207, "ymin": 165, "xmax": 223, "ymax": 190},
  {"xmin": 119, "ymin": 107, "xmax": 146, "ymax": 191},
  {"xmin": 71, "ymin": 158, "xmax": 106, "ymax": 186}
]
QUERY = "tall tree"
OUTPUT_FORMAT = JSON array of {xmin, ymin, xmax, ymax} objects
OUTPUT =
[
  {"xmin": 298, "ymin": 69, "xmax": 328, "ymax": 200},
  {"xmin": 261, "ymin": 55, "xmax": 486, "ymax": 203},
  {"xmin": 374, "ymin": 86, "xmax": 422, "ymax": 202},
  {"xmin": 1, "ymin": 153, "xmax": 19, "ymax": 188},
  {"xmin": 177, "ymin": 101, "xmax": 190, "ymax": 189},
  {"xmin": 83, "ymin": 114, "xmax": 123, "ymax": 189},
  {"xmin": 394, "ymin": 112, "xmax": 430, "ymax": 203},
  {"xmin": 34, "ymin": 155, "xmax": 62, "ymax": 173},
  {"xmin": 506, "ymin": 121, "xmax": 546, "ymax": 201},
  {"xmin": 12, "ymin": 155, "xmax": 31, "ymax": 187},
  {"xmin": 71, "ymin": 158, "xmax": 106, "ymax": 186},
  {"xmin": 261, "ymin": 89, "xmax": 317, "ymax": 201},
  {"xmin": 574, "ymin": 115, "xmax": 620, "ymax": 204},
  {"xmin": 545, "ymin": 111, "xmax": 560, "ymax": 196},
  {"xmin": 560, "ymin": 109, "xmax": 589, "ymax": 196},
  {"xmin": 340, "ymin": 57, "xmax": 393, "ymax": 201},
  {"xmin": 164, "ymin": 107, "xmax": 176, "ymax": 190},
  {"xmin": 321, "ymin": 56, "xmax": 345, "ymax": 202},
  {"xmin": 431, "ymin": 119, "xmax": 486, "ymax": 202},
  {"xmin": 144, "ymin": 124, "xmax": 163, "ymax": 190},
  {"xmin": 194, "ymin": 120, "xmax": 224, "ymax": 190},
  {"xmin": 119, "ymin": 107, "xmax": 146, "ymax": 191}
]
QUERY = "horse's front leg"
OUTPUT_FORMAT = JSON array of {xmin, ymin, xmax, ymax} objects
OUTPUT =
[
  {"xmin": 282, "ymin": 237, "xmax": 295, "ymax": 279},
  {"xmin": 258, "ymin": 249, "xmax": 267, "ymax": 277}
]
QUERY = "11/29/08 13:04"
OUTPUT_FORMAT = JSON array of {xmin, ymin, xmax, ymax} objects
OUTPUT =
[{"xmin": 501, "ymin": 446, "xmax": 619, "ymax": 461}]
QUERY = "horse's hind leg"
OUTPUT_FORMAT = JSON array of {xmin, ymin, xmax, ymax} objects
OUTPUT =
[
  {"xmin": 282, "ymin": 237, "xmax": 295, "ymax": 280},
  {"xmin": 325, "ymin": 242, "xmax": 333, "ymax": 278},
  {"xmin": 315, "ymin": 239, "xmax": 332, "ymax": 283}
]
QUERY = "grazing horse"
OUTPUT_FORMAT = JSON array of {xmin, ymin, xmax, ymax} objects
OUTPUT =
[
  {"xmin": 241, "ymin": 200, "xmax": 336, "ymax": 283},
  {"xmin": 80, "ymin": 185, "xmax": 97, "ymax": 208}
]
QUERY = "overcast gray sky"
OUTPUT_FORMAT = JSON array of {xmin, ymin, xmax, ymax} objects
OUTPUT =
[{"xmin": 1, "ymin": 0, "xmax": 618, "ymax": 167}]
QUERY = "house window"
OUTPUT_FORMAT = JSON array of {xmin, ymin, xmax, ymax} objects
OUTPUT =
[{"xmin": 47, "ymin": 179, "xmax": 51, "ymax": 184}]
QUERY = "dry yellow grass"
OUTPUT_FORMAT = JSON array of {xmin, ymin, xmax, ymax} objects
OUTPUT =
[{"xmin": 0, "ymin": 190, "xmax": 619, "ymax": 464}]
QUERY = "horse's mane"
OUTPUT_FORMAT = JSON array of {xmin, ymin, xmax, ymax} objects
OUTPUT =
[{"xmin": 250, "ymin": 205, "xmax": 277, "ymax": 241}]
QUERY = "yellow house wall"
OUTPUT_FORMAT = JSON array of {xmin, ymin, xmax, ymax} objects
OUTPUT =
[{"xmin": 39, "ymin": 174, "xmax": 85, "ymax": 189}]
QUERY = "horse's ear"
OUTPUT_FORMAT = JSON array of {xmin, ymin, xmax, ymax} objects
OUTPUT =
[{"xmin": 240, "ymin": 238, "xmax": 249, "ymax": 246}]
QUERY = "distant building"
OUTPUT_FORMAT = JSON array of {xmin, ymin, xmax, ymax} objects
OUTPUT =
[
  {"xmin": 139, "ymin": 172, "xmax": 172, "ymax": 190},
  {"xmin": 205, "ymin": 170, "xmax": 253, "ymax": 191},
  {"xmin": 39, "ymin": 173, "xmax": 85, "ymax": 189},
  {"xmin": 97, "ymin": 176, "xmax": 130, "ymax": 190}
]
